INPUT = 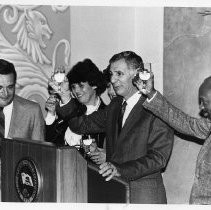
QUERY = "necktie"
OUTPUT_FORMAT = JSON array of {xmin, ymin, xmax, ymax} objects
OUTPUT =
[
  {"xmin": 0, "ymin": 107, "xmax": 5, "ymax": 138},
  {"xmin": 118, "ymin": 101, "xmax": 127, "ymax": 134}
]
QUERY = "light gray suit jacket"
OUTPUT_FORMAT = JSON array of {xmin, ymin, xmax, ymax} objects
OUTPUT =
[
  {"xmin": 0, "ymin": 95, "xmax": 45, "ymax": 201},
  {"xmin": 7, "ymin": 95, "xmax": 45, "ymax": 141},
  {"xmin": 143, "ymin": 91, "xmax": 211, "ymax": 204}
]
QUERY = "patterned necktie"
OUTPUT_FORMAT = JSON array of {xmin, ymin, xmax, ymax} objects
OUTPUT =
[
  {"xmin": 118, "ymin": 101, "xmax": 127, "ymax": 134},
  {"xmin": 0, "ymin": 107, "xmax": 5, "ymax": 138}
]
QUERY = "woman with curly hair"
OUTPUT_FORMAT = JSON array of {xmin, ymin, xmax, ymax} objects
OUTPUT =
[{"xmin": 45, "ymin": 59, "xmax": 107, "ymax": 164}]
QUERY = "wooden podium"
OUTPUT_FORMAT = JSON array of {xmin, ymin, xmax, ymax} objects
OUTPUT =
[
  {"xmin": 1, "ymin": 138, "xmax": 130, "ymax": 203},
  {"xmin": 1, "ymin": 138, "xmax": 87, "ymax": 202}
]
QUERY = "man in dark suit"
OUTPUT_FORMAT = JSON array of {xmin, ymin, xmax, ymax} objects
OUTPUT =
[
  {"xmin": 49, "ymin": 51, "xmax": 174, "ymax": 204},
  {"xmin": 0, "ymin": 59, "xmax": 45, "ymax": 141}
]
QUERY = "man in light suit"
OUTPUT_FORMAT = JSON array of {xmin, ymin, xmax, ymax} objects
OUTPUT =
[
  {"xmin": 49, "ymin": 51, "xmax": 174, "ymax": 204},
  {"xmin": 135, "ymin": 72, "xmax": 211, "ymax": 204},
  {"xmin": 0, "ymin": 59, "xmax": 45, "ymax": 200},
  {"xmin": 0, "ymin": 59, "xmax": 45, "ymax": 141}
]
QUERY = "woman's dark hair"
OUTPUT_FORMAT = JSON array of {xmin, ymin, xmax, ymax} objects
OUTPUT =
[{"xmin": 67, "ymin": 59, "xmax": 107, "ymax": 96}]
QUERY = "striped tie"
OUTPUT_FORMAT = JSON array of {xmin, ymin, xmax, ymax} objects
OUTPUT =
[{"xmin": 0, "ymin": 107, "xmax": 5, "ymax": 138}]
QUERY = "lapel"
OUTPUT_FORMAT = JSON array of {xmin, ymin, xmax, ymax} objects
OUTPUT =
[{"xmin": 118, "ymin": 95, "xmax": 146, "ymax": 140}]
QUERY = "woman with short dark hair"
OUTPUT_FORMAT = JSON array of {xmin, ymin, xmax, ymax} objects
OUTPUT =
[{"xmin": 45, "ymin": 59, "xmax": 107, "ymax": 164}]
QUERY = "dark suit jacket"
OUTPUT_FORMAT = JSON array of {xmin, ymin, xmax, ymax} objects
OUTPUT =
[
  {"xmin": 57, "ymin": 94, "xmax": 174, "ymax": 204},
  {"xmin": 46, "ymin": 98, "xmax": 106, "ymax": 148},
  {"xmin": 7, "ymin": 95, "xmax": 45, "ymax": 141}
]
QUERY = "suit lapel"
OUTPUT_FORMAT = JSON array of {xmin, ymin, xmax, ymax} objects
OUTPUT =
[{"xmin": 118, "ymin": 95, "xmax": 146, "ymax": 139}]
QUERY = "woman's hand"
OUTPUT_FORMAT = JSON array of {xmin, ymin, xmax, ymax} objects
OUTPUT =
[
  {"xmin": 45, "ymin": 95, "xmax": 58, "ymax": 115},
  {"xmin": 48, "ymin": 75, "xmax": 72, "ymax": 104}
]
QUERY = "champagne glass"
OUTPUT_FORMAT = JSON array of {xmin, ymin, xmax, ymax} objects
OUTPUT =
[
  {"xmin": 137, "ymin": 62, "xmax": 152, "ymax": 89},
  {"xmin": 53, "ymin": 65, "xmax": 66, "ymax": 91},
  {"xmin": 82, "ymin": 135, "xmax": 93, "ymax": 155},
  {"xmin": 138, "ymin": 63, "xmax": 151, "ymax": 81}
]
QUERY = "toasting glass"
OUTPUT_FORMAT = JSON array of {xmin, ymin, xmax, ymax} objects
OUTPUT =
[
  {"xmin": 81, "ymin": 135, "xmax": 94, "ymax": 156},
  {"xmin": 138, "ymin": 63, "xmax": 151, "ymax": 82},
  {"xmin": 53, "ymin": 66, "xmax": 66, "ymax": 92}
]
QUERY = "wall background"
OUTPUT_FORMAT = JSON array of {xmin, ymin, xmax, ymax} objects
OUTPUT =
[
  {"xmin": 70, "ymin": 6, "xmax": 163, "ymax": 103},
  {"xmin": 0, "ymin": 5, "xmax": 163, "ymax": 108}
]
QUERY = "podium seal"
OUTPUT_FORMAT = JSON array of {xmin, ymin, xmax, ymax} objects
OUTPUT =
[{"xmin": 15, "ymin": 158, "xmax": 41, "ymax": 202}]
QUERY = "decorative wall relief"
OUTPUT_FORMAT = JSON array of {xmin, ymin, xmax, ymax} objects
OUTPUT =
[
  {"xmin": 0, "ymin": 5, "xmax": 70, "ymax": 114},
  {"xmin": 165, "ymin": 8, "xmax": 211, "ymax": 48},
  {"xmin": 164, "ymin": 8, "xmax": 211, "ymax": 105}
]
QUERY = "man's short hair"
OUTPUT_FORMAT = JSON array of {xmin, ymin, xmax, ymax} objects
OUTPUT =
[
  {"xmin": 67, "ymin": 59, "xmax": 107, "ymax": 96},
  {"xmin": 0, "ymin": 59, "xmax": 17, "ymax": 82},
  {"xmin": 109, "ymin": 51, "xmax": 144, "ymax": 71},
  {"xmin": 199, "ymin": 76, "xmax": 211, "ymax": 93}
]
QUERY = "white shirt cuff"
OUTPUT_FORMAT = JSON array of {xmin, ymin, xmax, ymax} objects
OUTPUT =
[{"xmin": 45, "ymin": 112, "xmax": 57, "ymax": 125}]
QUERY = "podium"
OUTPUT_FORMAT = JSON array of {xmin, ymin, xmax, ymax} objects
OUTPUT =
[{"xmin": 1, "ymin": 138, "xmax": 130, "ymax": 203}]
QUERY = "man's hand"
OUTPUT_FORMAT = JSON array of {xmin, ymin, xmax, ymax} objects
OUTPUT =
[
  {"xmin": 99, "ymin": 162, "xmax": 120, "ymax": 181},
  {"xmin": 48, "ymin": 75, "xmax": 72, "ymax": 104},
  {"xmin": 89, "ymin": 147, "xmax": 106, "ymax": 165},
  {"xmin": 133, "ymin": 71, "xmax": 156, "ymax": 99}
]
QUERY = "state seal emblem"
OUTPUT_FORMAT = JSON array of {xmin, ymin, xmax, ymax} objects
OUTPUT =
[{"xmin": 15, "ymin": 158, "xmax": 41, "ymax": 202}]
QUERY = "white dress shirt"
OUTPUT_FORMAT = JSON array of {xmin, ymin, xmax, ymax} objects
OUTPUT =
[
  {"xmin": 45, "ymin": 112, "xmax": 57, "ymax": 125},
  {"xmin": 3, "ymin": 101, "xmax": 13, "ymax": 138},
  {"xmin": 122, "ymin": 91, "xmax": 141, "ymax": 127}
]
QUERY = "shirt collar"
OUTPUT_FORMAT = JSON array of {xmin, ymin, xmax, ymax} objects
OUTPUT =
[
  {"xmin": 3, "ymin": 101, "xmax": 13, "ymax": 113},
  {"xmin": 86, "ymin": 97, "xmax": 101, "ymax": 115},
  {"xmin": 124, "ymin": 91, "xmax": 141, "ymax": 107}
]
